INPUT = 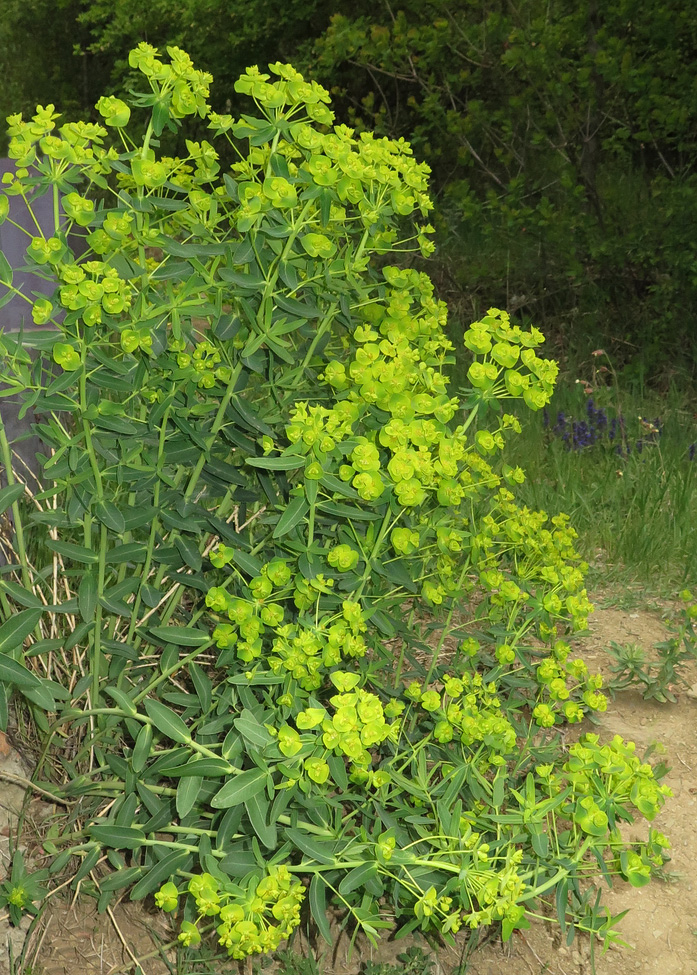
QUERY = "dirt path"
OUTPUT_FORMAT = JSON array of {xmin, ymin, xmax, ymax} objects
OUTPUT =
[
  {"xmin": 434, "ymin": 599, "xmax": 697, "ymax": 975},
  {"xmin": 0, "ymin": 597, "xmax": 693, "ymax": 975}
]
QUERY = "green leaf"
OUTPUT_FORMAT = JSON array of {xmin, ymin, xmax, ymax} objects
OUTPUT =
[
  {"xmin": 95, "ymin": 500, "xmax": 126, "ymax": 534},
  {"xmin": 174, "ymin": 535, "xmax": 203, "ymax": 572},
  {"xmin": 339, "ymin": 862, "xmax": 377, "ymax": 895},
  {"xmin": 104, "ymin": 685, "xmax": 139, "ymax": 716},
  {"xmin": 211, "ymin": 769, "xmax": 268, "ymax": 808},
  {"xmin": 0, "ymin": 483, "xmax": 25, "ymax": 515},
  {"xmin": 176, "ymin": 775, "xmax": 202, "ymax": 818},
  {"xmin": 217, "ymin": 267, "xmax": 266, "ymax": 289},
  {"xmin": 189, "ymin": 662, "xmax": 212, "ymax": 712},
  {"xmin": 285, "ymin": 828, "xmax": 336, "ymax": 864},
  {"xmin": 319, "ymin": 474, "xmax": 358, "ymax": 500},
  {"xmin": 317, "ymin": 501, "xmax": 380, "ymax": 521},
  {"xmin": 219, "ymin": 846, "xmax": 258, "ymax": 878},
  {"xmin": 273, "ymin": 496, "xmax": 308, "ymax": 539},
  {"xmin": 131, "ymin": 723, "xmax": 153, "ymax": 773},
  {"xmin": 89, "ymin": 825, "xmax": 145, "ymax": 850},
  {"xmin": 144, "ymin": 699, "xmax": 191, "ymax": 743},
  {"xmin": 231, "ymin": 550, "xmax": 263, "ymax": 577},
  {"xmin": 129, "ymin": 850, "xmax": 190, "ymax": 900},
  {"xmin": 78, "ymin": 572, "xmax": 98, "ymax": 623},
  {"xmin": 147, "ymin": 626, "xmax": 210, "ymax": 647},
  {"xmin": 227, "ymin": 671, "xmax": 284, "ymax": 686},
  {"xmin": 0, "ymin": 609, "xmax": 42, "ymax": 655},
  {"xmin": 0, "ymin": 250, "xmax": 13, "ymax": 286},
  {"xmin": 104, "ymin": 543, "xmax": 148, "ymax": 564},
  {"xmin": 98, "ymin": 866, "xmax": 144, "ymax": 892},
  {"xmin": 275, "ymin": 293, "xmax": 321, "ymax": 320},
  {"xmin": 246, "ymin": 455, "xmax": 305, "ymax": 471},
  {"xmin": 0, "ymin": 581, "xmax": 42, "ymax": 608},
  {"xmin": 309, "ymin": 874, "xmax": 333, "ymax": 945},
  {"xmin": 234, "ymin": 710, "xmax": 275, "ymax": 748},
  {"xmin": 21, "ymin": 681, "xmax": 57, "ymax": 712},
  {"xmin": 46, "ymin": 540, "xmax": 99, "ymax": 564},
  {"xmin": 244, "ymin": 791, "xmax": 277, "ymax": 848}
]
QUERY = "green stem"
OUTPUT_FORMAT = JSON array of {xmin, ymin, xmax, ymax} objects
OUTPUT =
[
  {"xmin": 183, "ymin": 363, "xmax": 243, "ymax": 504},
  {"xmin": 126, "ymin": 403, "xmax": 172, "ymax": 645},
  {"xmin": 79, "ymin": 351, "xmax": 108, "ymax": 708},
  {"xmin": 0, "ymin": 411, "xmax": 32, "ymax": 592}
]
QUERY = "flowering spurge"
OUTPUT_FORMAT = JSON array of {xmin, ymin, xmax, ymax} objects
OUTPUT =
[
  {"xmin": 156, "ymin": 866, "xmax": 304, "ymax": 958},
  {"xmin": 0, "ymin": 44, "xmax": 672, "ymax": 962}
]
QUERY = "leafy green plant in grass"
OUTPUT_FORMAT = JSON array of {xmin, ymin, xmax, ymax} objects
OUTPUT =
[
  {"xmin": 606, "ymin": 590, "xmax": 697, "ymax": 703},
  {"xmin": 0, "ymin": 43, "xmax": 673, "ymax": 964}
]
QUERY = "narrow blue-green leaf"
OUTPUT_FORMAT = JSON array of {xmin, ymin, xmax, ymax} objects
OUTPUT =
[
  {"xmin": 78, "ymin": 572, "xmax": 98, "ymax": 623},
  {"xmin": 129, "ymin": 850, "xmax": 190, "ymax": 900},
  {"xmin": 227, "ymin": 672, "xmax": 284, "ymax": 686},
  {"xmin": 0, "ymin": 581, "xmax": 42, "ymax": 608},
  {"xmin": 309, "ymin": 874, "xmax": 333, "ymax": 945},
  {"xmin": 95, "ymin": 500, "xmax": 126, "ymax": 534},
  {"xmin": 244, "ymin": 791, "xmax": 276, "ymax": 849},
  {"xmin": 104, "ymin": 543, "xmax": 148, "ymax": 564},
  {"xmin": 103, "ymin": 685, "xmax": 139, "ymax": 717},
  {"xmin": 46, "ymin": 539, "xmax": 99, "ymax": 564},
  {"xmin": 234, "ymin": 709, "xmax": 274, "ymax": 748},
  {"xmin": 339, "ymin": 862, "xmax": 378, "ymax": 895},
  {"xmin": 273, "ymin": 496, "xmax": 308, "ymax": 539},
  {"xmin": 98, "ymin": 866, "xmax": 144, "ymax": 891},
  {"xmin": 147, "ymin": 626, "xmax": 210, "ymax": 647},
  {"xmin": 144, "ymin": 699, "xmax": 191, "ymax": 743},
  {"xmin": 0, "ymin": 483, "xmax": 25, "ymax": 515},
  {"xmin": 285, "ymin": 828, "xmax": 336, "ymax": 865},
  {"xmin": 22, "ymin": 681, "xmax": 58, "ymax": 712},
  {"xmin": 0, "ymin": 609, "xmax": 42, "ymax": 654},
  {"xmin": 211, "ymin": 769, "xmax": 267, "ymax": 808},
  {"xmin": 89, "ymin": 825, "xmax": 145, "ymax": 850},
  {"xmin": 160, "ymin": 757, "xmax": 233, "ymax": 777},
  {"xmin": 0, "ymin": 251, "xmax": 13, "ymax": 286},
  {"xmin": 246, "ymin": 455, "xmax": 304, "ymax": 471},
  {"xmin": 131, "ymin": 723, "xmax": 153, "ymax": 773},
  {"xmin": 174, "ymin": 536, "xmax": 202, "ymax": 572},
  {"xmin": 176, "ymin": 775, "xmax": 202, "ymax": 819}
]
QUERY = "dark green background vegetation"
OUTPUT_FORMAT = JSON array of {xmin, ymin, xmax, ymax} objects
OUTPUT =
[{"xmin": 2, "ymin": 0, "xmax": 696, "ymax": 381}]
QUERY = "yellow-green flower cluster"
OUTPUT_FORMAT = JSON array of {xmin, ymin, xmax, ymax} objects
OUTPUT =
[
  {"xmin": 407, "ymin": 671, "xmax": 516, "ymax": 765},
  {"xmin": 268, "ymin": 601, "xmax": 368, "ymax": 690},
  {"xmin": 459, "ymin": 850, "xmax": 527, "ymax": 931},
  {"xmin": 207, "ymin": 558, "xmax": 292, "ymax": 664},
  {"xmin": 168, "ymin": 336, "xmax": 229, "ymax": 388},
  {"xmin": 409, "ymin": 841, "xmax": 527, "ymax": 936},
  {"xmin": 286, "ymin": 400, "xmax": 359, "ymax": 456},
  {"xmin": 3, "ymin": 104, "xmax": 111, "ymax": 179},
  {"xmin": 49, "ymin": 260, "xmax": 132, "ymax": 327},
  {"xmin": 464, "ymin": 309, "xmax": 558, "ymax": 411},
  {"xmin": 128, "ymin": 43, "xmax": 212, "ymax": 120},
  {"xmin": 564, "ymin": 733, "xmax": 672, "ymax": 825},
  {"xmin": 156, "ymin": 865, "xmax": 303, "ymax": 959},
  {"xmin": 531, "ymin": 648, "xmax": 606, "ymax": 726},
  {"xmin": 271, "ymin": 671, "xmax": 398, "ymax": 788}
]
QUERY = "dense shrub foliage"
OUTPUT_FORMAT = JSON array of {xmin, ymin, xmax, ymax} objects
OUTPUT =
[
  {"xmin": 2, "ymin": 1, "xmax": 696, "ymax": 376},
  {"xmin": 0, "ymin": 45, "xmax": 673, "ymax": 958}
]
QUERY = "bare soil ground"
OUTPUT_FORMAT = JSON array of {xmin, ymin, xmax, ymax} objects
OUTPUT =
[{"xmin": 0, "ymin": 595, "xmax": 693, "ymax": 975}]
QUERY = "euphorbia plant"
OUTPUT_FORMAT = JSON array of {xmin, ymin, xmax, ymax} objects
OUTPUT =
[{"xmin": 0, "ymin": 43, "xmax": 673, "ymax": 961}]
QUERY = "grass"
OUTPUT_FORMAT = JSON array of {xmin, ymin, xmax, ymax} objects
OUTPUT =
[{"xmin": 502, "ymin": 373, "xmax": 697, "ymax": 591}]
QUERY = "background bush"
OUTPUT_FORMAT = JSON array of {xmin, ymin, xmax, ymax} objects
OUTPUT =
[{"xmin": 2, "ymin": 0, "xmax": 696, "ymax": 379}]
